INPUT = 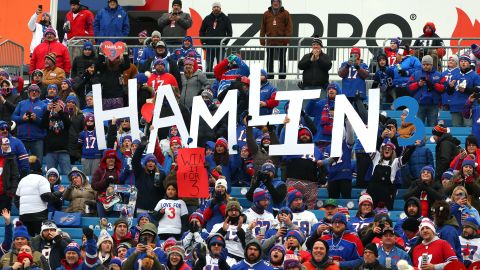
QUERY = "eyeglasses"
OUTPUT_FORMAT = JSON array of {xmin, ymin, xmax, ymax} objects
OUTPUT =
[{"xmin": 211, "ymin": 243, "xmax": 223, "ymax": 247}]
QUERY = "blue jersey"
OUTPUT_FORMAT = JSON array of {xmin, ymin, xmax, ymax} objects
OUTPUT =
[
  {"xmin": 441, "ymin": 67, "xmax": 460, "ymax": 106},
  {"xmin": 78, "ymin": 130, "xmax": 103, "ymax": 159},
  {"xmin": 349, "ymin": 215, "xmax": 375, "ymax": 232},
  {"xmin": 449, "ymin": 69, "xmax": 480, "ymax": 112},
  {"xmin": 231, "ymin": 260, "xmax": 273, "ymax": 270},
  {"xmin": 324, "ymin": 140, "xmax": 352, "ymax": 181},
  {"xmin": 237, "ymin": 125, "xmax": 262, "ymax": 149},
  {"xmin": 378, "ymin": 246, "xmax": 412, "ymax": 270},
  {"xmin": 339, "ymin": 62, "xmax": 369, "ymax": 99}
]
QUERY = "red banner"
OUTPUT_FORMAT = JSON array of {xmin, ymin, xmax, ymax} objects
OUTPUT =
[{"xmin": 176, "ymin": 148, "xmax": 209, "ymax": 198}]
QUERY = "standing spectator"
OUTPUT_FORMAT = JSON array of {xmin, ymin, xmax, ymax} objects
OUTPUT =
[
  {"xmin": 200, "ymin": 2, "xmax": 233, "ymax": 74},
  {"xmin": 42, "ymin": 99, "xmax": 71, "ymax": 174},
  {"xmin": 258, "ymin": 69, "xmax": 279, "ymax": 115},
  {"xmin": 78, "ymin": 114, "xmax": 103, "ymax": 176},
  {"xmin": 30, "ymin": 27, "xmax": 71, "ymax": 76},
  {"xmin": 143, "ymin": 42, "xmax": 182, "ymax": 91},
  {"xmin": 303, "ymin": 239, "xmax": 339, "ymax": 270},
  {"xmin": 447, "ymin": 160, "xmax": 480, "ymax": 210},
  {"xmin": 214, "ymin": 54, "xmax": 250, "ymax": 95},
  {"xmin": 0, "ymin": 121, "xmax": 30, "ymax": 178},
  {"xmin": 408, "ymin": 55, "xmax": 446, "ymax": 126},
  {"xmin": 11, "ymin": 84, "xmax": 47, "ymax": 163},
  {"xmin": 57, "ymin": 231, "xmax": 99, "ymax": 270},
  {"xmin": 298, "ymin": 37, "xmax": 332, "ymax": 91},
  {"xmin": 0, "ymin": 138, "xmax": 20, "ymax": 211},
  {"xmin": 71, "ymin": 41, "xmax": 97, "ymax": 80},
  {"xmin": 41, "ymin": 53, "xmax": 67, "ymax": 88},
  {"xmin": 432, "ymin": 124, "xmax": 461, "ymax": 181},
  {"xmin": 138, "ymin": 31, "xmax": 162, "ymax": 67},
  {"xmin": 63, "ymin": 0, "xmax": 95, "ymax": 42},
  {"xmin": 411, "ymin": 218, "xmax": 458, "ymax": 269},
  {"xmin": 447, "ymin": 54, "xmax": 480, "ymax": 127},
  {"xmin": 260, "ymin": 0, "xmax": 292, "ymax": 80},
  {"xmin": 64, "ymin": 94, "xmax": 84, "ymax": 164},
  {"xmin": 394, "ymin": 197, "xmax": 422, "ymax": 242},
  {"xmin": 413, "ymin": 22, "xmax": 446, "ymax": 71},
  {"xmin": 372, "ymin": 54, "xmax": 394, "ymax": 103},
  {"xmin": 243, "ymin": 188, "xmax": 276, "ymax": 237},
  {"xmin": 31, "ymin": 221, "xmax": 70, "ymax": 270},
  {"xmin": 93, "ymin": 0, "xmax": 130, "ymax": 42},
  {"xmin": 157, "ymin": 0, "xmax": 192, "ymax": 49},
  {"xmin": 171, "ymin": 36, "xmax": 203, "ymax": 72},
  {"xmin": 191, "ymin": 234, "xmax": 236, "ymax": 269},
  {"xmin": 245, "ymin": 161, "xmax": 287, "ymax": 210},
  {"xmin": 202, "ymin": 178, "xmax": 230, "ymax": 231},
  {"xmin": 181, "ymin": 213, "xmax": 209, "ymax": 259},
  {"xmin": 45, "ymin": 168, "xmax": 63, "ymax": 213},
  {"xmin": 63, "ymin": 167, "xmax": 95, "ymax": 215},
  {"xmin": 58, "ymin": 79, "xmax": 74, "ymax": 102},
  {"xmin": 441, "ymin": 55, "xmax": 460, "ymax": 113},
  {"xmin": 450, "ymin": 135, "xmax": 480, "ymax": 174},
  {"xmin": 92, "ymin": 149, "xmax": 122, "ymax": 217},
  {"xmin": 388, "ymin": 47, "xmax": 422, "ymax": 99},
  {"xmin": 403, "ymin": 137, "xmax": 433, "ymax": 184},
  {"xmin": 27, "ymin": 7, "xmax": 56, "ymax": 54},
  {"xmin": 338, "ymin": 47, "xmax": 369, "ymax": 100},
  {"xmin": 0, "ymin": 79, "xmax": 20, "ymax": 123},
  {"xmin": 384, "ymin": 38, "xmax": 401, "ymax": 66},
  {"xmin": 180, "ymin": 58, "xmax": 209, "ymax": 110},
  {"xmin": 131, "ymin": 30, "xmax": 148, "ymax": 66}
]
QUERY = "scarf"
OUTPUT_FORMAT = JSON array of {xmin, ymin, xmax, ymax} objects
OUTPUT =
[{"xmin": 308, "ymin": 256, "xmax": 335, "ymax": 270}]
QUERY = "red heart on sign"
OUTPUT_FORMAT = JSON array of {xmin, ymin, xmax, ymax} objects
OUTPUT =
[
  {"xmin": 141, "ymin": 103, "xmax": 155, "ymax": 123},
  {"xmin": 100, "ymin": 41, "xmax": 125, "ymax": 61}
]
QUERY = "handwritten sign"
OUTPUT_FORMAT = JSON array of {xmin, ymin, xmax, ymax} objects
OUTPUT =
[
  {"xmin": 100, "ymin": 41, "xmax": 125, "ymax": 61},
  {"xmin": 177, "ymin": 148, "xmax": 209, "ymax": 198}
]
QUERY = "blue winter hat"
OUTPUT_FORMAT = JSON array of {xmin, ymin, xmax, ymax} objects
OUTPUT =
[
  {"xmin": 390, "ymin": 37, "xmax": 401, "ymax": 46},
  {"xmin": 135, "ymin": 73, "xmax": 148, "ymax": 85},
  {"xmin": 141, "ymin": 154, "xmax": 159, "ymax": 167},
  {"xmin": 462, "ymin": 158, "xmax": 476, "ymax": 168},
  {"xmin": 109, "ymin": 257, "xmax": 122, "ymax": 267},
  {"xmin": 331, "ymin": 213, "xmax": 348, "ymax": 226},
  {"xmin": 137, "ymin": 212, "xmax": 151, "ymax": 224},
  {"xmin": 82, "ymin": 41, "xmax": 94, "ymax": 51},
  {"xmin": 65, "ymin": 242, "xmax": 81, "ymax": 256},
  {"xmin": 421, "ymin": 165, "xmax": 435, "ymax": 178},
  {"xmin": 120, "ymin": 135, "xmax": 132, "ymax": 145},
  {"xmin": 463, "ymin": 217, "xmax": 479, "ymax": 230},
  {"xmin": 47, "ymin": 84, "xmax": 58, "ymax": 91},
  {"xmin": 261, "ymin": 161, "xmax": 275, "ymax": 174},
  {"xmin": 327, "ymin": 82, "xmax": 342, "ymax": 94},
  {"xmin": 286, "ymin": 230, "xmax": 305, "ymax": 245},
  {"xmin": 65, "ymin": 94, "xmax": 79, "ymax": 107},
  {"xmin": 269, "ymin": 244, "xmax": 286, "ymax": 256},
  {"xmin": 207, "ymin": 233, "xmax": 225, "ymax": 247},
  {"xmin": 459, "ymin": 54, "xmax": 472, "ymax": 64},
  {"xmin": 62, "ymin": 78, "xmax": 73, "ymax": 88},
  {"xmin": 13, "ymin": 221, "xmax": 30, "ymax": 240},
  {"xmin": 0, "ymin": 121, "xmax": 9, "ymax": 129},
  {"xmin": 442, "ymin": 169, "xmax": 454, "ymax": 180},
  {"xmin": 287, "ymin": 188, "xmax": 303, "ymax": 206},
  {"xmin": 261, "ymin": 69, "xmax": 268, "ymax": 78},
  {"xmin": 183, "ymin": 36, "xmax": 193, "ymax": 44},
  {"xmin": 132, "ymin": 139, "xmax": 141, "ymax": 145},
  {"xmin": 279, "ymin": 207, "xmax": 293, "ymax": 218},
  {"xmin": 153, "ymin": 58, "xmax": 166, "ymax": 67},
  {"xmin": 205, "ymin": 141, "xmax": 215, "ymax": 150},
  {"xmin": 253, "ymin": 187, "xmax": 270, "ymax": 203}
]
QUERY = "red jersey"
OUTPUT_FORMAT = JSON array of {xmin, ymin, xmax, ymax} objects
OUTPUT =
[
  {"xmin": 147, "ymin": 72, "xmax": 179, "ymax": 93},
  {"xmin": 384, "ymin": 47, "xmax": 398, "ymax": 66},
  {"xmin": 412, "ymin": 238, "xmax": 457, "ymax": 268}
]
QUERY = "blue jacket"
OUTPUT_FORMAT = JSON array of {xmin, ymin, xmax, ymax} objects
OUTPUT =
[
  {"xmin": 305, "ymin": 97, "xmax": 334, "ymax": 143},
  {"xmin": 441, "ymin": 67, "xmax": 460, "ymax": 106},
  {"xmin": 131, "ymin": 46, "xmax": 146, "ymax": 65},
  {"xmin": 389, "ymin": 56, "xmax": 422, "ymax": 87},
  {"xmin": 464, "ymin": 99, "xmax": 480, "ymax": 143},
  {"xmin": 205, "ymin": 155, "xmax": 240, "ymax": 193},
  {"xmin": 201, "ymin": 199, "xmax": 228, "ymax": 232},
  {"xmin": 438, "ymin": 219, "xmax": 463, "ymax": 262},
  {"xmin": 11, "ymin": 98, "xmax": 47, "ymax": 140},
  {"xmin": 449, "ymin": 69, "xmax": 480, "ymax": 112},
  {"xmin": 1, "ymin": 136, "xmax": 29, "ymax": 176},
  {"xmin": 405, "ymin": 142, "xmax": 434, "ymax": 179},
  {"xmin": 324, "ymin": 140, "xmax": 353, "ymax": 182},
  {"xmin": 231, "ymin": 259, "xmax": 273, "ymax": 270},
  {"xmin": 322, "ymin": 231, "xmax": 363, "ymax": 269},
  {"xmin": 350, "ymin": 214, "xmax": 375, "ymax": 233},
  {"xmin": 259, "ymin": 81, "xmax": 278, "ymax": 115},
  {"xmin": 171, "ymin": 46, "xmax": 202, "ymax": 72},
  {"xmin": 93, "ymin": 5, "xmax": 130, "ymax": 41},
  {"xmin": 408, "ymin": 68, "xmax": 445, "ymax": 105},
  {"xmin": 139, "ymin": 47, "xmax": 156, "ymax": 66},
  {"xmin": 339, "ymin": 61, "xmax": 369, "ymax": 99}
]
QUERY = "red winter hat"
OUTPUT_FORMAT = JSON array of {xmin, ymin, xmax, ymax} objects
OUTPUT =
[
  {"xmin": 17, "ymin": 252, "xmax": 33, "ymax": 264},
  {"xmin": 298, "ymin": 128, "xmax": 311, "ymax": 138},
  {"xmin": 423, "ymin": 22, "xmax": 436, "ymax": 34},
  {"xmin": 215, "ymin": 137, "xmax": 228, "ymax": 149},
  {"xmin": 170, "ymin": 136, "xmax": 182, "ymax": 147},
  {"xmin": 350, "ymin": 47, "xmax": 361, "ymax": 57}
]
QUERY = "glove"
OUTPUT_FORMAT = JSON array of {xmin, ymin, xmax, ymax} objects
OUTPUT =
[
  {"xmin": 398, "ymin": 69, "xmax": 408, "ymax": 77},
  {"xmin": 189, "ymin": 221, "xmax": 198, "ymax": 233},
  {"xmin": 454, "ymin": 177, "xmax": 464, "ymax": 184},
  {"xmin": 140, "ymin": 136, "xmax": 149, "ymax": 147},
  {"xmin": 83, "ymin": 227, "xmax": 94, "ymax": 240},
  {"xmin": 466, "ymin": 175, "xmax": 475, "ymax": 184},
  {"xmin": 426, "ymin": 80, "xmax": 434, "ymax": 91},
  {"xmin": 219, "ymin": 248, "xmax": 228, "ymax": 261},
  {"xmin": 227, "ymin": 54, "xmax": 237, "ymax": 63}
]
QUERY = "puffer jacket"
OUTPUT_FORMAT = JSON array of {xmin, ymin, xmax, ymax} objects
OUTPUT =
[
  {"xmin": 11, "ymin": 97, "xmax": 47, "ymax": 140},
  {"xmin": 63, "ymin": 168, "xmax": 95, "ymax": 213},
  {"xmin": 435, "ymin": 133, "xmax": 461, "ymax": 181},
  {"xmin": 180, "ymin": 69, "xmax": 209, "ymax": 110},
  {"xmin": 30, "ymin": 39, "xmax": 71, "ymax": 75},
  {"xmin": 406, "ymin": 140, "xmax": 434, "ymax": 179},
  {"xmin": 93, "ymin": 5, "xmax": 130, "ymax": 42}
]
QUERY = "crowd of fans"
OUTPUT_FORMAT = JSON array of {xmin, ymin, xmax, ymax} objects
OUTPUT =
[{"xmin": 1, "ymin": 0, "xmax": 480, "ymax": 269}]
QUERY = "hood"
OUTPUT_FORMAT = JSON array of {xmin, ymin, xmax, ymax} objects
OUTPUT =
[
  {"xmin": 182, "ymin": 36, "xmax": 193, "ymax": 49},
  {"xmin": 443, "ymin": 215, "xmax": 460, "ymax": 229},
  {"xmin": 404, "ymin": 197, "xmax": 422, "ymax": 218},
  {"xmin": 205, "ymin": 141, "xmax": 215, "ymax": 151},
  {"xmin": 100, "ymin": 149, "xmax": 122, "ymax": 170},
  {"xmin": 141, "ymin": 153, "xmax": 161, "ymax": 169},
  {"xmin": 244, "ymin": 239, "xmax": 262, "ymax": 263},
  {"xmin": 298, "ymin": 126, "xmax": 313, "ymax": 143},
  {"xmin": 438, "ymin": 133, "xmax": 461, "ymax": 146},
  {"xmin": 68, "ymin": 167, "xmax": 88, "ymax": 186},
  {"xmin": 46, "ymin": 168, "xmax": 60, "ymax": 184},
  {"xmin": 423, "ymin": 22, "xmax": 436, "ymax": 34}
]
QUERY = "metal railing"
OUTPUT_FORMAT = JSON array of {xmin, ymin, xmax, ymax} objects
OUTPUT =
[
  {"xmin": 67, "ymin": 36, "xmax": 479, "ymax": 78},
  {"xmin": 0, "ymin": 40, "xmax": 24, "ymax": 76}
]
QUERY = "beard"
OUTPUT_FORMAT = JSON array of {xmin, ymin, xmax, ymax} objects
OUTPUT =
[
  {"xmin": 86, "ymin": 125, "xmax": 95, "ymax": 131},
  {"xmin": 229, "ymin": 216, "xmax": 239, "ymax": 224}
]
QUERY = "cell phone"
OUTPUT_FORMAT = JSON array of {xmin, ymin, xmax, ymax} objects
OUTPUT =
[
  {"xmin": 38, "ymin": 4, "xmax": 43, "ymax": 10},
  {"xmin": 349, "ymin": 55, "xmax": 356, "ymax": 63},
  {"xmin": 139, "ymin": 235, "xmax": 148, "ymax": 245}
]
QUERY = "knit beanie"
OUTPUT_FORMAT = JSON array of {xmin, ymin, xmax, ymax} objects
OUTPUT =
[
  {"xmin": 359, "ymin": 193, "xmax": 373, "ymax": 207},
  {"xmin": 170, "ymin": 136, "xmax": 182, "ymax": 147},
  {"xmin": 114, "ymin": 218, "xmax": 128, "ymax": 230},
  {"xmin": 449, "ymin": 55, "xmax": 459, "ymax": 66},
  {"xmin": 253, "ymin": 187, "xmax": 270, "ymax": 203},
  {"xmin": 17, "ymin": 252, "xmax": 34, "ymax": 264},
  {"xmin": 285, "ymin": 230, "xmax": 305, "ymax": 245},
  {"xmin": 168, "ymin": 245, "xmax": 185, "ymax": 260},
  {"xmin": 226, "ymin": 199, "xmax": 241, "ymax": 212},
  {"xmin": 463, "ymin": 217, "xmax": 479, "ymax": 230},
  {"xmin": 207, "ymin": 233, "xmax": 225, "ymax": 248},
  {"xmin": 215, "ymin": 137, "xmax": 228, "ymax": 149},
  {"xmin": 442, "ymin": 169, "xmax": 454, "ymax": 180},
  {"xmin": 189, "ymin": 212, "xmax": 205, "ymax": 227},
  {"xmin": 65, "ymin": 242, "xmax": 81, "ymax": 256},
  {"xmin": 109, "ymin": 257, "xmax": 122, "ymax": 267},
  {"xmin": 82, "ymin": 41, "xmax": 94, "ymax": 51},
  {"xmin": 331, "ymin": 213, "xmax": 348, "ymax": 226},
  {"xmin": 283, "ymin": 254, "xmax": 301, "ymax": 269},
  {"xmin": 215, "ymin": 177, "xmax": 227, "ymax": 190},
  {"xmin": 432, "ymin": 124, "xmax": 448, "ymax": 137},
  {"xmin": 419, "ymin": 218, "xmax": 436, "ymax": 234},
  {"xmin": 462, "ymin": 157, "xmax": 476, "ymax": 168},
  {"xmin": 459, "ymin": 54, "xmax": 472, "ymax": 64},
  {"xmin": 13, "ymin": 221, "xmax": 30, "ymax": 240},
  {"xmin": 44, "ymin": 26, "xmax": 56, "ymax": 37},
  {"xmin": 261, "ymin": 162, "xmax": 275, "ymax": 174},
  {"xmin": 45, "ymin": 52, "xmax": 57, "ymax": 65},
  {"xmin": 364, "ymin": 243, "xmax": 378, "ymax": 257},
  {"xmin": 421, "ymin": 165, "xmax": 435, "ymax": 178},
  {"xmin": 41, "ymin": 220, "xmax": 57, "ymax": 233},
  {"xmin": 269, "ymin": 244, "xmax": 286, "ymax": 257},
  {"xmin": 466, "ymin": 135, "xmax": 479, "ymax": 148},
  {"xmin": 401, "ymin": 217, "xmax": 420, "ymax": 232},
  {"xmin": 97, "ymin": 229, "xmax": 114, "ymax": 248}
]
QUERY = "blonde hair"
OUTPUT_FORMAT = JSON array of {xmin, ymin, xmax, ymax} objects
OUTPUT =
[{"xmin": 451, "ymin": 186, "xmax": 472, "ymax": 207}]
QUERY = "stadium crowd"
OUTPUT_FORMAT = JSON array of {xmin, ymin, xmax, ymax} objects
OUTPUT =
[{"xmin": 1, "ymin": 0, "xmax": 480, "ymax": 269}]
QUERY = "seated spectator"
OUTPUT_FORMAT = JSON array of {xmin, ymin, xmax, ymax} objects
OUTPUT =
[
  {"xmin": 449, "ymin": 186, "xmax": 480, "ymax": 233},
  {"xmin": 303, "ymin": 238, "xmax": 339, "ymax": 270},
  {"xmin": 447, "ymin": 158, "xmax": 480, "ymax": 210},
  {"xmin": 116, "ymin": 242, "xmax": 131, "ymax": 262},
  {"xmin": 285, "ymin": 230, "xmax": 311, "ymax": 263},
  {"xmin": 12, "ymin": 84, "xmax": 47, "ymax": 163},
  {"xmin": 432, "ymin": 201, "xmax": 462, "ymax": 261},
  {"xmin": 63, "ymin": 167, "xmax": 95, "ymax": 215},
  {"xmin": 388, "ymin": 46, "xmax": 422, "ymax": 99},
  {"xmin": 413, "ymin": 22, "xmax": 446, "ymax": 71},
  {"xmin": 192, "ymin": 233, "xmax": 236, "ymax": 268},
  {"xmin": 165, "ymin": 245, "xmax": 191, "ymax": 270},
  {"xmin": 401, "ymin": 217, "xmax": 420, "ymax": 253},
  {"xmin": 42, "ymin": 52, "xmax": 67, "ymax": 88},
  {"xmin": 30, "ymin": 220, "xmax": 70, "ymax": 269},
  {"xmin": 267, "ymin": 245, "xmax": 286, "ymax": 269},
  {"xmin": 58, "ymin": 79, "xmax": 75, "ymax": 102},
  {"xmin": 262, "ymin": 207, "xmax": 296, "ymax": 252},
  {"xmin": 30, "ymin": 26, "xmax": 71, "ymax": 76},
  {"xmin": 138, "ymin": 30, "xmax": 161, "ymax": 67},
  {"xmin": 180, "ymin": 58, "xmax": 209, "ymax": 111},
  {"xmin": 0, "ymin": 79, "xmax": 20, "ymax": 122},
  {"xmin": 408, "ymin": 55, "xmax": 446, "ymax": 126},
  {"xmin": 338, "ymin": 47, "xmax": 369, "ymax": 100},
  {"xmin": 92, "ymin": 150, "xmax": 123, "ymax": 217},
  {"xmin": 0, "ymin": 222, "xmax": 49, "ymax": 268},
  {"xmin": 350, "ymin": 194, "xmax": 375, "ymax": 233},
  {"xmin": 356, "ymin": 243, "xmax": 384, "ymax": 270},
  {"xmin": 411, "ymin": 218, "xmax": 458, "ymax": 269},
  {"xmin": 93, "ymin": 0, "xmax": 130, "ymax": 43},
  {"xmin": 171, "ymin": 36, "xmax": 202, "ymax": 72},
  {"xmin": 378, "ymin": 227, "xmax": 412, "ymax": 270},
  {"xmin": 459, "ymin": 217, "xmax": 480, "ymax": 268},
  {"xmin": 403, "ymin": 165, "xmax": 444, "ymax": 217},
  {"xmin": 230, "ymin": 239, "xmax": 270, "ymax": 270},
  {"xmin": 45, "ymin": 168, "xmax": 63, "ymax": 212},
  {"xmin": 319, "ymin": 213, "xmax": 363, "ymax": 269},
  {"xmin": 358, "ymin": 213, "xmax": 398, "ymax": 247},
  {"xmin": 129, "ymin": 213, "xmax": 152, "ymax": 243}
]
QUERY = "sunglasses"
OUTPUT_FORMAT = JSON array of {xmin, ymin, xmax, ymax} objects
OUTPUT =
[{"xmin": 211, "ymin": 243, "xmax": 223, "ymax": 247}]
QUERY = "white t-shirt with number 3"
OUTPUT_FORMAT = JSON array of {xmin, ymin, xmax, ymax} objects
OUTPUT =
[{"xmin": 155, "ymin": 199, "xmax": 188, "ymax": 234}]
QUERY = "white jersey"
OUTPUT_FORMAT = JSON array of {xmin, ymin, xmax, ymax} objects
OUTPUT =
[
  {"xmin": 292, "ymin": 210, "xmax": 318, "ymax": 237},
  {"xmin": 460, "ymin": 236, "xmax": 480, "ymax": 264},
  {"xmin": 203, "ymin": 254, "xmax": 237, "ymax": 269},
  {"xmin": 211, "ymin": 223, "xmax": 249, "ymax": 259},
  {"xmin": 243, "ymin": 208, "xmax": 276, "ymax": 237},
  {"xmin": 155, "ymin": 199, "xmax": 188, "ymax": 234}
]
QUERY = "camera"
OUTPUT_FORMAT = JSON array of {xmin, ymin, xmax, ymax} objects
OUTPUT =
[
  {"xmin": 378, "ymin": 221, "xmax": 386, "ymax": 231},
  {"xmin": 257, "ymin": 171, "xmax": 270, "ymax": 182},
  {"xmin": 154, "ymin": 172, "xmax": 161, "ymax": 187},
  {"xmin": 139, "ymin": 235, "xmax": 148, "ymax": 245}
]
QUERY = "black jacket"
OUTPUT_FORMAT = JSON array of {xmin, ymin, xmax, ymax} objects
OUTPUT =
[
  {"xmin": 403, "ymin": 180, "xmax": 444, "ymax": 216},
  {"xmin": 42, "ymin": 109, "xmax": 71, "ymax": 152},
  {"xmin": 30, "ymin": 234, "xmax": 70, "ymax": 270},
  {"xmin": 0, "ymin": 93, "xmax": 19, "ymax": 122},
  {"xmin": 67, "ymin": 112, "xmax": 84, "ymax": 160},
  {"xmin": 199, "ymin": 12, "xmax": 233, "ymax": 45},
  {"xmin": 95, "ymin": 54, "xmax": 130, "ymax": 99},
  {"xmin": 71, "ymin": 52, "xmax": 97, "ymax": 79},
  {"xmin": 196, "ymin": 104, "xmax": 228, "ymax": 148},
  {"xmin": 298, "ymin": 52, "xmax": 332, "ymax": 88},
  {"xmin": 1, "ymin": 155, "xmax": 20, "ymax": 196},
  {"xmin": 435, "ymin": 133, "xmax": 460, "ymax": 181}
]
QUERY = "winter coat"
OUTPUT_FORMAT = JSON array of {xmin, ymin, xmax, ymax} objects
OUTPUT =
[
  {"xmin": 260, "ymin": 7, "xmax": 293, "ymax": 46},
  {"xmin": 42, "ymin": 66, "xmax": 67, "ymax": 87},
  {"xmin": 408, "ymin": 68, "xmax": 446, "ymax": 105},
  {"xmin": 0, "ymin": 250, "xmax": 49, "ymax": 270},
  {"xmin": 246, "ymin": 126, "xmax": 280, "ymax": 172},
  {"xmin": 31, "ymin": 234, "xmax": 70, "ymax": 270},
  {"xmin": 0, "ymin": 91, "xmax": 19, "ymax": 122},
  {"xmin": 200, "ymin": 12, "xmax": 233, "ymax": 45},
  {"xmin": 403, "ymin": 180, "xmax": 444, "ymax": 216},
  {"xmin": 157, "ymin": 11, "xmax": 192, "ymax": 45},
  {"xmin": 65, "ymin": 6, "xmax": 95, "ymax": 40},
  {"xmin": 388, "ymin": 55, "xmax": 422, "ymax": 87},
  {"xmin": 305, "ymin": 97, "xmax": 336, "ymax": 143},
  {"xmin": 353, "ymin": 261, "xmax": 386, "ymax": 270},
  {"xmin": 30, "ymin": 40, "xmax": 71, "ymax": 75},
  {"xmin": 406, "ymin": 142, "xmax": 434, "ymax": 180},
  {"xmin": 463, "ymin": 99, "xmax": 480, "ymax": 144},
  {"xmin": 71, "ymin": 52, "xmax": 97, "ymax": 79},
  {"xmin": 42, "ymin": 109, "xmax": 71, "ymax": 152},
  {"xmin": 437, "ymin": 216, "xmax": 463, "ymax": 261},
  {"xmin": 298, "ymin": 52, "xmax": 332, "ymax": 89},
  {"xmin": 11, "ymin": 97, "xmax": 47, "ymax": 141},
  {"xmin": 67, "ymin": 112, "xmax": 84, "ymax": 160},
  {"xmin": 63, "ymin": 168, "xmax": 95, "ymax": 213},
  {"xmin": 446, "ymin": 68, "xmax": 480, "ymax": 112},
  {"xmin": 91, "ymin": 154, "xmax": 122, "ymax": 200},
  {"xmin": 259, "ymin": 81, "xmax": 279, "ymax": 115},
  {"xmin": 214, "ymin": 58, "xmax": 250, "ymax": 95},
  {"xmin": 303, "ymin": 259, "xmax": 340, "ymax": 270},
  {"xmin": 93, "ymin": 5, "xmax": 130, "ymax": 42},
  {"xmin": 180, "ymin": 69, "xmax": 209, "ymax": 110},
  {"xmin": 435, "ymin": 133, "xmax": 461, "ymax": 181},
  {"xmin": 95, "ymin": 54, "xmax": 131, "ymax": 99},
  {"xmin": 0, "ymin": 155, "xmax": 20, "ymax": 197},
  {"xmin": 197, "ymin": 105, "xmax": 228, "ymax": 147}
]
